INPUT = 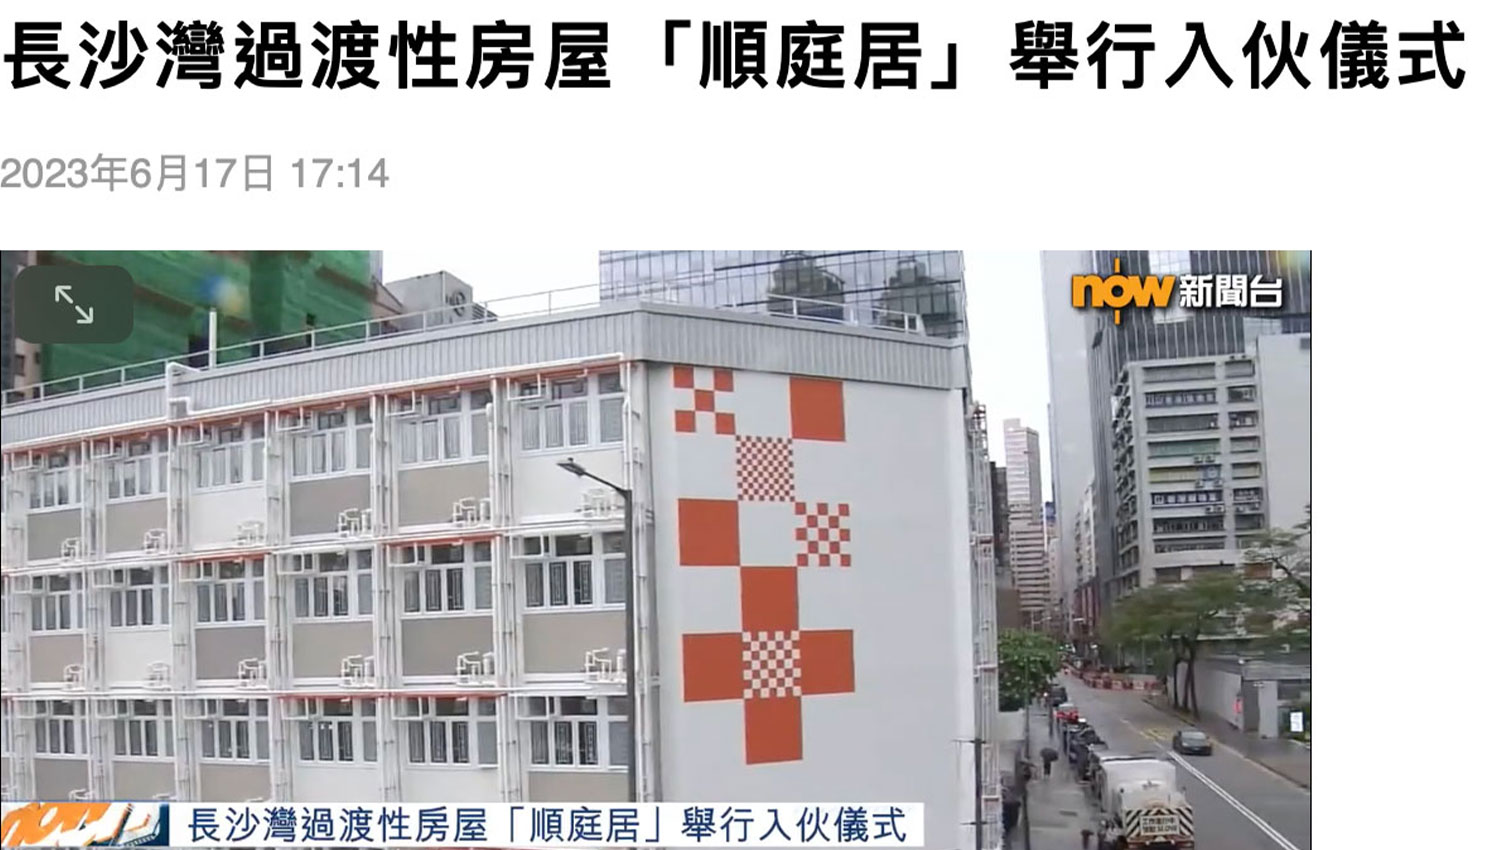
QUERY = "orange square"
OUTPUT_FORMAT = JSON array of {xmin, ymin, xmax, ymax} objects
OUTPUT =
[
  {"xmin": 714, "ymin": 412, "xmax": 736, "ymax": 435},
  {"xmin": 683, "ymin": 633, "xmax": 747, "ymax": 702},
  {"xmin": 675, "ymin": 409, "xmax": 697, "ymax": 433},
  {"xmin": 673, "ymin": 365, "xmax": 696, "ymax": 389},
  {"xmin": 694, "ymin": 389, "xmax": 716, "ymax": 412},
  {"xmin": 799, "ymin": 629, "xmax": 855, "ymax": 695},
  {"xmin": 678, "ymin": 499, "xmax": 739, "ymax": 566},
  {"xmin": 740, "ymin": 567, "xmax": 799, "ymax": 632},
  {"xmin": 745, "ymin": 697, "xmax": 803, "ymax": 764},
  {"xmin": 789, "ymin": 377, "xmax": 845, "ymax": 442},
  {"xmin": 714, "ymin": 369, "xmax": 735, "ymax": 392}
]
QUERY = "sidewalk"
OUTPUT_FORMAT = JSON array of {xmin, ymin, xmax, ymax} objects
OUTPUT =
[
  {"xmin": 1020, "ymin": 704, "xmax": 1095, "ymax": 850},
  {"xmin": 1142, "ymin": 694, "xmax": 1311, "ymax": 789}
]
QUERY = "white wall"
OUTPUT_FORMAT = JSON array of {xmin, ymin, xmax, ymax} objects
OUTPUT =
[
  {"xmin": 1257, "ymin": 334, "xmax": 1311, "ymax": 531},
  {"xmin": 103, "ymin": 627, "xmax": 173, "ymax": 684},
  {"xmin": 293, "ymin": 764, "xmax": 380, "ymax": 802},
  {"xmin": 401, "ymin": 766, "xmax": 501, "ymax": 802},
  {"xmin": 512, "ymin": 446, "xmax": 624, "ymax": 521},
  {"xmin": 188, "ymin": 485, "xmax": 266, "ymax": 549},
  {"xmin": 650, "ymin": 364, "xmax": 972, "ymax": 850}
]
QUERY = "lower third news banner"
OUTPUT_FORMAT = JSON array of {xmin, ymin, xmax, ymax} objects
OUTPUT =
[{"xmin": 0, "ymin": 802, "xmax": 924, "ymax": 848}]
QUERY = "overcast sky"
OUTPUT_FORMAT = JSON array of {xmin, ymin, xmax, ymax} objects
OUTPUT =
[{"xmin": 382, "ymin": 249, "xmax": 1055, "ymax": 499}]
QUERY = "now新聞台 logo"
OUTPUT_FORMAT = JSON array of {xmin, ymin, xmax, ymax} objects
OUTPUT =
[{"xmin": 1071, "ymin": 257, "xmax": 1176, "ymax": 325}]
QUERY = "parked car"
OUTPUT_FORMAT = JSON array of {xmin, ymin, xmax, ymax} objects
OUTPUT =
[
  {"xmin": 1055, "ymin": 702, "xmax": 1079, "ymax": 723},
  {"xmin": 1172, "ymin": 729, "xmax": 1213, "ymax": 755},
  {"xmin": 1048, "ymin": 685, "xmax": 1069, "ymax": 707}
]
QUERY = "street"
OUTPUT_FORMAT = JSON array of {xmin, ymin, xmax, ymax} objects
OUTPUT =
[{"xmin": 1032, "ymin": 674, "xmax": 1311, "ymax": 850}]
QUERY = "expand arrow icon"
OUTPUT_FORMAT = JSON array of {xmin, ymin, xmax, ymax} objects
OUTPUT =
[
  {"xmin": 54, "ymin": 285, "xmax": 74, "ymax": 304},
  {"xmin": 75, "ymin": 305, "xmax": 95, "ymax": 325}
]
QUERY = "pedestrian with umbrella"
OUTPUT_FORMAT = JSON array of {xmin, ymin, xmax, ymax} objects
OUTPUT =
[{"xmin": 1040, "ymin": 745, "xmax": 1059, "ymax": 778}]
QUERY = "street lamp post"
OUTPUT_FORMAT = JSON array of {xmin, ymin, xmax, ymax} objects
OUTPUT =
[{"xmin": 558, "ymin": 458, "xmax": 637, "ymax": 802}]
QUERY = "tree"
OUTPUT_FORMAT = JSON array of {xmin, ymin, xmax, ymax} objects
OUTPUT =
[
  {"xmin": 1244, "ymin": 504, "xmax": 1312, "ymax": 653},
  {"xmin": 997, "ymin": 629, "xmax": 1062, "ymax": 711},
  {"xmin": 1105, "ymin": 573, "xmax": 1278, "ymax": 717}
]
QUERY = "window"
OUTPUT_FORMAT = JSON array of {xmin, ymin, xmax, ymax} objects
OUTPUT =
[
  {"xmin": 521, "ymin": 532, "xmax": 626, "ymax": 610},
  {"xmin": 397, "ymin": 391, "xmax": 489, "ymax": 465},
  {"xmin": 30, "ymin": 573, "xmax": 82, "ymax": 632},
  {"xmin": 108, "ymin": 437, "xmax": 170, "ymax": 500},
  {"xmin": 1230, "ymin": 436, "xmax": 1261, "ymax": 453},
  {"xmin": 1228, "ymin": 386, "xmax": 1257, "ymax": 403},
  {"xmin": 195, "ymin": 559, "xmax": 266, "ymax": 624},
  {"xmin": 524, "ymin": 696, "xmax": 629, "ymax": 769},
  {"xmin": 1146, "ymin": 414, "xmax": 1218, "ymax": 434},
  {"xmin": 199, "ymin": 699, "xmax": 270, "ymax": 762},
  {"xmin": 292, "ymin": 407, "xmax": 373, "ymax": 478},
  {"xmin": 195, "ymin": 422, "xmax": 265, "ymax": 489},
  {"xmin": 397, "ymin": 541, "xmax": 493, "ymax": 614},
  {"xmin": 1225, "ymin": 360, "xmax": 1256, "ymax": 378},
  {"xmin": 1144, "ymin": 389, "xmax": 1216, "ymax": 408},
  {"xmin": 1153, "ymin": 517, "xmax": 1225, "ymax": 535},
  {"xmin": 34, "ymin": 700, "xmax": 85, "ymax": 755},
  {"xmin": 112, "ymin": 699, "xmax": 173, "ymax": 758},
  {"xmin": 1229, "ymin": 412, "xmax": 1259, "ymax": 429},
  {"xmin": 1232, "ymin": 463, "xmax": 1262, "ymax": 479},
  {"xmin": 30, "ymin": 451, "xmax": 77, "ymax": 509},
  {"xmin": 1142, "ymin": 362, "xmax": 1215, "ymax": 383},
  {"xmin": 1151, "ymin": 490, "xmax": 1222, "ymax": 506},
  {"xmin": 1146, "ymin": 439, "xmax": 1220, "ymax": 458},
  {"xmin": 295, "ymin": 698, "xmax": 377, "ymax": 763},
  {"xmin": 519, "ymin": 370, "xmax": 625, "ymax": 452},
  {"xmin": 109, "ymin": 566, "xmax": 171, "ymax": 628},
  {"xmin": 402, "ymin": 697, "xmax": 497, "ymax": 766},
  {"xmin": 1233, "ymin": 488, "xmax": 1264, "ymax": 503},
  {"xmin": 1154, "ymin": 537, "xmax": 1227, "ymax": 554},
  {"xmin": 292, "ymin": 550, "xmax": 373, "ymax": 619}
]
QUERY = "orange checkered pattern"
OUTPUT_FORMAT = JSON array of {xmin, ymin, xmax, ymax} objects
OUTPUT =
[
  {"xmin": 794, "ymin": 502, "xmax": 851, "ymax": 568},
  {"xmin": 736, "ymin": 436, "xmax": 794, "ymax": 502}
]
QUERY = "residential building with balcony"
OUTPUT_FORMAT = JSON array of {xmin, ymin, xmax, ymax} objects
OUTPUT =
[{"xmin": 0, "ymin": 288, "xmax": 1000, "ymax": 849}]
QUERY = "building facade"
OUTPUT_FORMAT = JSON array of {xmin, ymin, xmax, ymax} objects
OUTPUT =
[
  {"xmin": 1071, "ymin": 479, "xmax": 1098, "ymax": 647},
  {"xmin": 1105, "ymin": 335, "xmax": 1312, "ymax": 592},
  {"xmin": 598, "ymin": 251, "xmax": 969, "ymax": 340},
  {"xmin": 1001, "ymin": 420, "xmax": 1049, "ymax": 625},
  {"xmin": 1083, "ymin": 251, "xmax": 1311, "ymax": 610},
  {"xmin": 0, "ymin": 295, "xmax": 999, "ymax": 848}
]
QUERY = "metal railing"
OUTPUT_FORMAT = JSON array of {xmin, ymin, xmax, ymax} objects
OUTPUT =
[{"xmin": 2, "ymin": 280, "xmax": 927, "ymax": 409}]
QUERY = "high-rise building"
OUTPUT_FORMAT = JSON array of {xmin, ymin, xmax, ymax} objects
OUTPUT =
[
  {"xmin": 598, "ymin": 251, "xmax": 969, "ymax": 339},
  {"xmin": 1040, "ymin": 251, "xmax": 1096, "ymax": 639},
  {"xmin": 1002, "ymin": 419, "xmax": 1049, "ymax": 624},
  {"xmin": 1082, "ymin": 251, "xmax": 1311, "ymax": 610},
  {"xmin": 1, "ymin": 251, "xmax": 392, "ymax": 403},
  {"xmin": 1071, "ymin": 478, "xmax": 1098, "ymax": 646},
  {"xmin": 1, "ymin": 275, "xmax": 1001, "ymax": 847}
]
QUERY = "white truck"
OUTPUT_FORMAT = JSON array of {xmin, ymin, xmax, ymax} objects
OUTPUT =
[{"xmin": 1095, "ymin": 756, "xmax": 1194, "ymax": 850}]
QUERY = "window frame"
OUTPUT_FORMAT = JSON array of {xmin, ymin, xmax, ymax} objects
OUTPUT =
[
  {"xmin": 400, "ymin": 697, "xmax": 498, "ymax": 768},
  {"xmin": 30, "ymin": 572, "xmax": 83, "ymax": 633},
  {"xmin": 198, "ymin": 698, "xmax": 271, "ymax": 763},
  {"xmin": 33, "ymin": 700, "xmax": 87, "ymax": 756},
  {"xmin": 294, "ymin": 698, "xmax": 378, "ymax": 764},
  {"xmin": 518, "ymin": 371, "xmax": 625, "ymax": 454},
  {"xmin": 395, "ymin": 390, "xmax": 492, "ymax": 468},
  {"xmin": 194, "ymin": 559, "xmax": 267, "ymax": 626},
  {"xmin": 109, "ymin": 565, "xmax": 172, "ymax": 629},
  {"xmin": 291, "ymin": 550, "xmax": 374, "ymax": 621},
  {"xmin": 193, "ymin": 422, "xmax": 266, "ymax": 492},
  {"xmin": 520, "ymin": 532, "xmax": 627, "ymax": 612},
  {"xmin": 107, "ymin": 436, "xmax": 171, "ymax": 502},
  {"xmin": 29, "ymin": 450, "xmax": 79, "ymax": 511},
  {"xmin": 111, "ymin": 699, "xmax": 174, "ymax": 760},
  {"xmin": 396, "ymin": 541, "xmax": 494, "ymax": 615},
  {"xmin": 523, "ymin": 695, "xmax": 630, "ymax": 771},
  {"xmin": 291, "ymin": 406, "xmax": 374, "ymax": 480}
]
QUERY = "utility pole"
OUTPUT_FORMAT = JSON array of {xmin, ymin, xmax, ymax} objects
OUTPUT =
[{"xmin": 972, "ymin": 736, "xmax": 984, "ymax": 850}]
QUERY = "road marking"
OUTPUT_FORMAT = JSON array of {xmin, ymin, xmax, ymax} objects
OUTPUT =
[{"xmin": 1120, "ymin": 718, "xmax": 1304, "ymax": 850}]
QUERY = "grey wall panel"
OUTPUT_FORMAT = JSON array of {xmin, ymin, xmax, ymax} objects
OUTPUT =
[
  {"xmin": 114, "ymin": 761, "xmax": 175, "ymax": 798},
  {"xmin": 527, "ymin": 771, "xmax": 629, "ymax": 803},
  {"xmin": 105, "ymin": 498, "xmax": 168, "ymax": 553},
  {"xmin": 523, "ymin": 611, "xmax": 625, "ymax": 674},
  {"xmin": 30, "ymin": 634, "xmax": 84, "ymax": 681},
  {"xmin": 35, "ymin": 758, "xmax": 90, "ymax": 800},
  {"xmin": 400, "ymin": 616, "xmax": 493, "ymax": 677},
  {"xmin": 27, "ymin": 509, "xmax": 81, "ymax": 561},
  {"xmin": 292, "ymin": 621, "xmax": 374, "ymax": 678},
  {"xmin": 196, "ymin": 626, "xmax": 266, "ymax": 680},
  {"xmin": 3, "ymin": 303, "xmax": 963, "ymax": 450},
  {"xmin": 200, "ymin": 764, "xmax": 271, "ymax": 802},
  {"xmin": 397, "ymin": 463, "xmax": 488, "ymax": 527},
  {"xmin": 288, "ymin": 476, "xmax": 371, "ymax": 536}
]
